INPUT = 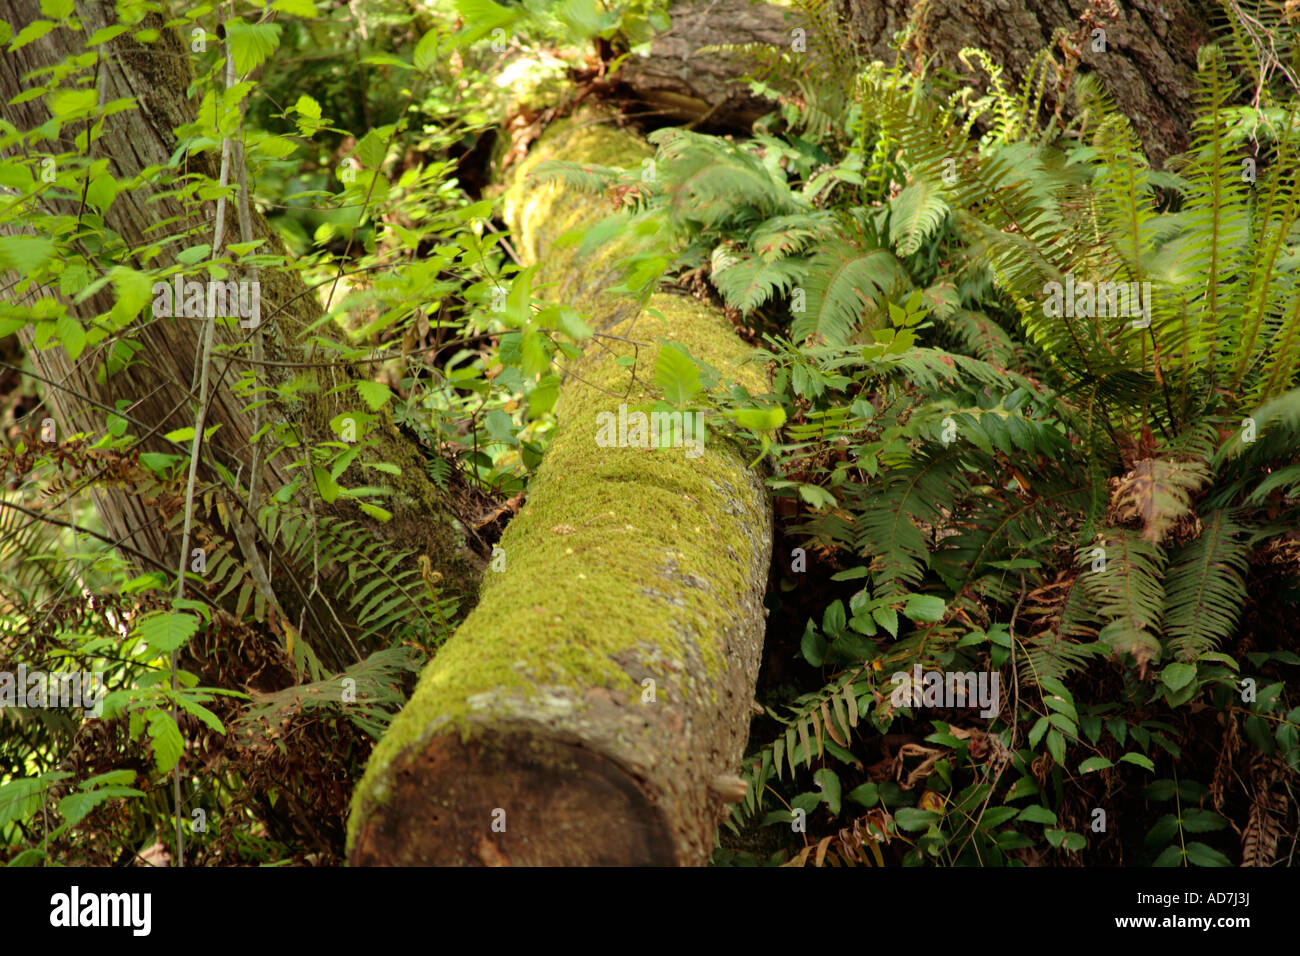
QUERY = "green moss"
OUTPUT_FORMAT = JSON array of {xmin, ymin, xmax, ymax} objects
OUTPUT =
[{"xmin": 347, "ymin": 118, "xmax": 770, "ymax": 853}]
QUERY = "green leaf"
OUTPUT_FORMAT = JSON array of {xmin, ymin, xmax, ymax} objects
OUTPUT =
[
  {"xmin": 225, "ymin": 18, "xmax": 282, "ymax": 75},
  {"xmin": 272, "ymin": 0, "xmax": 317, "ymax": 16},
  {"xmin": 813, "ymin": 768, "xmax": 841, "ymax": 815},
  {"xmin": 1152, "ymin": 845, "xmax": 1185, "ymax": 866},
  {"xmin": 40, "ymin": 0, "xmax": 74, "ymax": 17},
  {"xmin": 109, "ymin": 267, "xmax": 152, "ymax": 327},
  {"xmin": 55, "ymin": 312, "xmax": 86, "ymax": 360},
  {"xmin": 797, "ymin": 484, "xmax": 837, "ymax": 509},
  {"xmin": 0, "ymin": 236, "xmax": 57, "ymax": 274},
  {"xmin": 846, "ymin": 782, "xmax": 879, "ymax": 808},
  {"xmin": 733, "ymin": 405, "xmax": 786, "ymax": 431},
  {"xmin": 889, "ymin": 178, "xmax": 949, "ymax": 256},
  {"xmin": 1183, "ymin": 841, "xmax": 1232, "ymax": 867},
  {"xmin": 520, "ymin": 329, "xmax": 551, "ymax": 379},
  {"xmin": 355, "ymin": 379, "xmax": 391, "ymax": 410},
  {"xmin": 902, "ymin": 593, "xmax": 946, "ymax": 622},
  {"xmin": 176, "ymin": 697, "xmax": 225, "ymax": 734},
  {"xmin": 147, "ymin": 711, "xmax": 184, "ymax": 773},
  {"xmin": 711, "ymin": 256, "xmax": 805, "ymax": 313},
  {"xmin": 0, "ymin": 775, "xmax": 69, "ymax": 827},
  {"xmin": 894, "ymin": 808, "xmax": 940, "ymax": 831},
  {"xmin": 793, "ymin": 241, "xmax": 904, "ymax": 345},
  {"xmin": 821, "ymin": 599, "xmax": 846, "ymax": 637},
  {"xmin": 1180, "ymin": 808, "xmax": 1228, "ymax": 833},
  {"xmin": 59, "ymin": 786, "xmax": 143, "ymax": 827},
  {"xmin": 176, "ymin": 244, "xmax": 211, "ymax": 265},
  {"xmin": 413, "ymin": 27, "xmax": 440, "ymax": 72},
  {"xmin": 556, "ymin": 307, "xmax": 592, "ymax": 341},
  {"xmin": 293, "ymin": 94, "xmax": 323, "ymax": 137},
  {"xmin": 1078, "ymin": 756, "xmax": 1113, "ymax": 773},
  {"xmin": 1017, "ymin": 804, "xmax": 1057, "ymax": 825},
  {"xmin": 358, "ymin": 503, "xmax": 393, "ymax": 522},
  {"xmin": 654, "ymin": 342, "xmax": 702, "ymax": 406},
  {"xmin": 9, "ymin": 20, "xmax": 55, "ymax": 51},
  {"xmin": 800, "ymin": 620, "xmax": 826, "ymax": 667},
  {"xmin": 135, "ymin": 611, "xmax": 200, "ymax": 656},
  {"xmin": 872, "ymin": 605, "xmax": 899, "ymax": 637},
  {"xmin": 312, "ymin": 465, "xmax": 340, "ymax": 502},
  {"xmin": 1160, "ymin": 662, "xmax": 1197, "ymax": 692},
  {"xmin": 1118, "ymin": 752, "xmax": 1155, "ymax": 771},
  {"xmin": 48, "ymin": 88, "xmax": 98, "ymax": 119}
]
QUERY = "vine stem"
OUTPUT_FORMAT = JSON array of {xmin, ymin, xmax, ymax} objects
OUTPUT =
[{"xmin": 169, "ymin": 44, "xmax": 237, "ymax": 869}]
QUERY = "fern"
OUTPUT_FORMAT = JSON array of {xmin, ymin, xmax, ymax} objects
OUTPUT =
[
  {"xmin": 888, "ymin": 177, "xmax": 950, "ymax": 256},
  {"xmin": 1162, "ymin": 510, "xmax": 1249, "ymax": 662},
  {"xmin": 711, "ymin": 255, "xmax": 807, "ymax": 313},
  {"xmin": 793, "ymin": 238, "xmax": 907, "ymax": 344},
  {"xmin": 1080, "ymin": 531, "xmax": 1166, "ymax": 668}
]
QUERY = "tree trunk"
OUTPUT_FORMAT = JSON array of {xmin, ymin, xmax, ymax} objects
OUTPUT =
[
  {"xmin": 0, "ymin": 2, "xmax": 483, "ymax": 659},
  {"xmin": 347, "ymin": 115, "xmax": 774, "ymax": 866},
  {"xmin": 618, "ymin": 0, "xmax": 1214, "ymax": 165}
]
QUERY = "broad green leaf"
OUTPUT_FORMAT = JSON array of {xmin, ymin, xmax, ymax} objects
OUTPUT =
[
  {"xmin": 1118, "ymin": 752, "xmax": 1155, "ymax": 771},
  {"xmin": 9, "ymin": 20, "xmax": 55, "ymax": 51},
  {"xmin": 312, "ymin": 465, "xmax": 340, "ymax": 502},
  {"xmin": 894, "ymin": 808, "xmax": 940, "ymax": 831},
  {"xmin": 813, "ymin": 768, "xmax": 841, "ymax": 815},
  {"xmin": 1160, "ymin": 662, "xmax": 1197, "ymax": 692},
  {"xmin": 0, "ymin": 235, "xmax": 57, "ymax": 274},
  {"xmin": 654, "ymin": 342, "xmax": 702, "ymax": 406},
  {"xmin": 225, "ymin": 18, "xmax": 282, "ymax": 76},
  {"xmin": 413, "ymin": 27, "xmax": 439, "ymax": 72},
  {"xmin": 147, "ymin": 711, "xmax": 184, "ymax": 773},
  {"xmin": 293, "ymin": 94, "xmax": 322, "ymax": 137},
  {"xmin": 55, "ymin": 312, "xmax": 86, "ymax": 360},
  {"xmin": 1184, "ymin": 841, "xmax": 1232, "ymax": 867},
  {"xmin": 733, "ymin": 405, "xmax": 786, "ymax": 431},
  {"xmin": 1017, "ymin": 804, "xmax": 1057, "ymax": 825},
  {"xmin": 355, "ymin": 379, "xmax": 391, "ymax": 410},
  {"xmin": 903, "ymin": 593, "xmax": 946, "ymax": 622},
  {"xmin": 135, "ymin": 611, "xmax": 200, "ymax": 655},
  {"xmin": 48, "ymin": 88, "xmax": 97, "ymax": 118}
]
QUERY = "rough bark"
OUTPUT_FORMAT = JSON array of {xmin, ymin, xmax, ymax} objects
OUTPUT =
[
  {"xmin": 0, "ymin": 3, "xmax": 483, "ymax": 649},
  {"xmin": 618, "ymin": 0, "xmax": 1214, "ymax": 165},
  {"xmin": 347, "ymin": 116, "xmax": 774, "ymax": 866}
]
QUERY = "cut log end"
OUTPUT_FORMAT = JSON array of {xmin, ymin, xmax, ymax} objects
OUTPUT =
[{"xmin": 349, "ymin": 730, "xmax": 677, "ymax": 866}]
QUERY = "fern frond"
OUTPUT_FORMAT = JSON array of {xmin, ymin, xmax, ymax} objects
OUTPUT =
[
  {"xmin": 711, "ymin": 255, "xmax": 807, "ymax": 313},
  {"xmin": 1109, "ymin": 456, "xmax": 1209, "ymax": 544},
  {"xmin": 1079, "ymin": 530, "xmax": 1165, "ymax": 667},
  {"xmin": 793, "ymin": 238, "xmax": 906, "ymax": 344},
  {"xmin": 1162, "ymin": 510, "xmax": 1249, "ymax": 661},
  {"xmin": 888, "ymin": 177, "xmax": 950, "ymax": 256}
]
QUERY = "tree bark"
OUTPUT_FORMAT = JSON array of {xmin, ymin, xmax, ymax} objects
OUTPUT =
[
  {"xmin": 0, "ymin": 2, "xmax": 483, "ymax": 659},
  {"xmin": 347, "ymin": 115, "xmax": 774, "ymax": 866},
  {"xmin": 618, "ymin": 0, "xmax": 1214, "ymax": 165}
]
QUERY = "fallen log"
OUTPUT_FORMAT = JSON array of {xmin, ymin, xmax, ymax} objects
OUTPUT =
[{"xmin": 346, "ymin": 115, "xmax": 773, "ymax": 866}]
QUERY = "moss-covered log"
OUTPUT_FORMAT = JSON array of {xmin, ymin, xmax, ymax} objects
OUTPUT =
[{"xmin": 347, "ymin": 117, "xmax": 773, "ymax": 865}]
